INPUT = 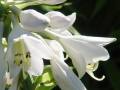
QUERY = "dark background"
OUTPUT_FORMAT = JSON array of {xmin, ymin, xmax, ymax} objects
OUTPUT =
[{"xmin": 27, "ymin": 0, "xmax": 120, "ymax": 90}]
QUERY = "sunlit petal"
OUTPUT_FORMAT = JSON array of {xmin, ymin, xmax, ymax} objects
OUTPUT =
[
  {"xmin": 13, "ymin": 34, "xmax": 52, "ymax": 76},
  {"xmin": 48, "ymin": 40, "xmax": 86, "ymax": 90},
  {"xmin": 45, "ymin": 11, "xmax": 76, "ymax": 30},
  {"xmin": 51, "ymin": 59, "xmax": 87, "ymax": 90},
  {"xmin": 59, "ymin": 36, "xmax": 110, "ymax": 64},
  {"xmin": 72, "ymin": 35, "xmax": 117, "ymax": 46},
  {"xmin": 20, "ymin": 9, "xmax": 50, "ymax": 32},
  {"xmin": 87, "ymin": 70, "xmax": 105, "ymax": 81}
]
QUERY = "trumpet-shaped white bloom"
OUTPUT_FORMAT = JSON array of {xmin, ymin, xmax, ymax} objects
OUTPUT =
[
  {"xmin": 5, "ymin": 24, "xmax": 52, "ymax": 90},
  {"xmin": 43, "ymin": 26, "xmax": 116, "ymax": 80},
  {"xmin": 47, "ymin": 40, "xmax": 86, "ymax": 90},
  {"xmin": 46, "ymin": 29, "xmax": 116, "ymax": 79},
  {"xmin": 0, "ymin": 21, "xmax": 6, "ymax": 90},
  {"xmin": 41, "ymin": 11, "xmax": 117, "ymax": 79}
]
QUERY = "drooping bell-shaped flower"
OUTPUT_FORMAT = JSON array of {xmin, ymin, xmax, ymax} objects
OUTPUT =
[
  {"xmin": 40, "ymin": 11, "xmax": 117, "ymax": 79},
  {"xmin": 0, "ymin": 21, "xmax": 6, "ymax": 90},
  {"xmin": 57, "ymin": 35, "xmax": 116, "ymax": 79},
  {"xmin": 43, "ymin": 28, "xmax": 116, "ymax": 79},
  {"xmin": 13, "ymin": 34, "xmax": 52, "ymax": 76},
  {"xmin": 47, "ymin": 40, "xmax": 87, "ymax": 90},
  {"xmin": 5, "ymin": 23, "xmax": 52, "ymax": 90}
]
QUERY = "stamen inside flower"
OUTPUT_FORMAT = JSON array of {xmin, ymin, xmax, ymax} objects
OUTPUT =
[
  {"xmin": 87, "ymin": 63, "xmax": 98, "ymax": 71},
  {"xmin": 86, "ymin": 63, "xmax": 105, "ymax": 81}
]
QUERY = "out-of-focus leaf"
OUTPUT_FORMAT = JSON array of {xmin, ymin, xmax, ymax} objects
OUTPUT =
[
  {"xmin": 34, "ymin": 65, "xmax": 56, "ymax": 90},
  {"xmin": 35, "ymin": 85, "xmax": 55, "ymax": 90},
  {"xmin": 3, "ymin": 14, "xmax": 11, "ymax": 39},
  {"xmin": 18, "ymin": 71, "xmax": 33, "ymax": 90},
  {"xmin": 41, "ymin": 5, "xmax": 62, "ymax": 11}
]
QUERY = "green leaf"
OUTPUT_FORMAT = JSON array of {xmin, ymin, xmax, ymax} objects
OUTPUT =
[
  {"xmin": 18, "ymin": 71, "xmax": 33, "ymax": 90},
  {"xmin": 40, "ymin": 5, "xmax": 63, "ymax": 11},
  {"xmin": 35, "ymin": 85, "xmax": 55, "ymax": 90},
  {"xmin": 34, "ymin": 65, "xmax": 56, "ymax": 90},
  {"xmin": 3, "ymin": 14, "xmax": 12, "ymax": 39}
]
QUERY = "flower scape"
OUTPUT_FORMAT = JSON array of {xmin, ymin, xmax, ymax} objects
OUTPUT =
[{"xmin": 0, "ymin": 0, "xmax": 117, "ymax": 90}]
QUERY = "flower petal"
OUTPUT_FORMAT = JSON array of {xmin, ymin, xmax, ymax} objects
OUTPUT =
[
  {"xmin": 21, "ymin": 35, "xmax": 52, "ymax": 76},
  {"xmin": 57, "ymin": 37, "xmax": 87, "ymax": 77},
  {"xmin": 51, "ymin": 58, "xmax": 87, "ymax": 90},
  {"xmin": 20, "ymin": 9, "xmax": 50, "ymax": 32},
  {"xmin": 47, "ymin": 39, "xmax": 86, "ymax": 90},
  {"xmin": 22, "ymin": 34, "xmax": 51, "ymax": 59},
  {"xmin": 46, "ymin": 40, "xmax": 64, "ymax": 59},
  {"xmin": 59, "ymin": 36, "xmax": 110, "ymax": 64},
  {"xmin": 6, "ymin": 45, "xmax": 21, "ymax": 78},
  {"xmin": 6, "ymin": 24, "xmax": 29, "ymax": 79},
  {"xmin": 45, "ymin": 11, "xmax": 76, "ymax": 30},
  {"xmin": 73, "ymin": 35, "xmax": 117, "ymax": 46},
  {"xmin": 27, "ymin": 58, "xmax": 44, "ymax": 76},
  {"xmin": 87, "ymin": 70, "xmax": 105, "ymax": 81}
]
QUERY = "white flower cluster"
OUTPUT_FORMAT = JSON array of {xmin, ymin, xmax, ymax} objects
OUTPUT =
[{"xmin": 0, "ymin": 0, "xmax": 116, "ymax": 90}]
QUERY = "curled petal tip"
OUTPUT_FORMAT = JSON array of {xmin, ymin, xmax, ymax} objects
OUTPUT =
[{"xmin": 87, "ymin": 71, "xmax": 105, "ymax": 81}]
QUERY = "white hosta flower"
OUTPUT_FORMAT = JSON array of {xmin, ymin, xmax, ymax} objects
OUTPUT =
[
  {"xmin": 19, "ymin": 9, "xmax": 116, "ymax": 81},
  {"xmin": 0, "ymin": 21, "xmax": 5, "ymax": 90},
  {"xmin": 5, "ymin": 24, "xmax": 52, "ymax": 89},
  {"xmin": 48, "ymin": 40, "xmax": 87, "ymax": 90},
  {"xmin": 13, "ymin": 34, "xmax": 51, "ymax": 76},
  {"xmin": 44, "ymin": 29, "xmax": 116, "ymax": 79},
  {"xmin": 20, "ymin": 9, "xmax": 50, "ymax": 32},
  {"xmin": 58, "ymin": 35, "xmax": 116, "ymax": 79}
]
